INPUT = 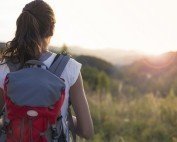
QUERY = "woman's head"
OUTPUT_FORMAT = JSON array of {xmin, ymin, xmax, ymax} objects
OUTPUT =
[
  {"xmin": 22, "ymin": 0, "xmax": 55, "ymax": 39},
  {"xmin": 2, "ymin": 0, "xmax": 55, "ymax": 65}
]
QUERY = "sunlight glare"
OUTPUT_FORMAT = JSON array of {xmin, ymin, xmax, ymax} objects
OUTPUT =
[{"xmin": 142, "ymin": 49, "xmax": 168, "ymax": 56}]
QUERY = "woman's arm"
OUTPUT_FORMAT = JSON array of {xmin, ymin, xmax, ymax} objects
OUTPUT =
[{"xmin": 69, "ymin": 73, "xmax": 94, "ymax": 139}]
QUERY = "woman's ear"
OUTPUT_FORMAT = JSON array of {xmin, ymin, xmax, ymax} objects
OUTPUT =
[
  {"xmin": 45, "ymin": 36, "xmax": 52, "ymax": 45},
  {"xmin": 42, "ymin": 36, "xmax": 52, "ymax": 52}
]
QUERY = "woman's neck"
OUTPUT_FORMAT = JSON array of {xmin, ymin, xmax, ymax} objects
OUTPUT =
[{"xmin": 39, "ymin": 50, "xmax": 52, "ymax": 61}]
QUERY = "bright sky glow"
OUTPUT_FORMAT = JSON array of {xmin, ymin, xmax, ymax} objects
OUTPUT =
[{"xmin": 1, "ymin": 0, "xmax": 177, "ymax": 55}]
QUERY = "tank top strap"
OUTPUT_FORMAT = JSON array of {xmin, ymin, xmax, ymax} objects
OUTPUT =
[{"xmin": 39, "ymin": 51, "xmax": 53, "ymax": 62}]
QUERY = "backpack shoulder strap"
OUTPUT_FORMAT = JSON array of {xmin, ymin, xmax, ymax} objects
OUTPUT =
[
  {"xmin": 49, "ymin": 53, "xmax": 70, "ymax": 77},
  {"xmin": 49, "ymin": 54, "xmax": 77, "ymax": 141}
]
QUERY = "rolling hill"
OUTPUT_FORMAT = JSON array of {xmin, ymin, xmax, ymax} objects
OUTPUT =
[{"xmin": 76, "ymin": 52, "xmax": 177, "ymax": 97}]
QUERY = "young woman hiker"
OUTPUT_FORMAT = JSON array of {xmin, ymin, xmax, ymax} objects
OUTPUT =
[{"xmin": 0, "ymin": 0, "xmax": 94, "ymax": 141}]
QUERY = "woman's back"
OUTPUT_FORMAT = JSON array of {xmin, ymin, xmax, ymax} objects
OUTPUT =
[{"xmin": 0, "ymin": 0, "xmax": 93, "ymax": 141}]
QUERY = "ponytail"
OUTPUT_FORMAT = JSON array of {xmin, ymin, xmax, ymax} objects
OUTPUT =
[
  {"xmin": 3, "ymin": 11, "xmax": 42, "ymax": 66},
  {"xmin": 2, "ymin": 0, "xmax": 55, "ymax": 67}
]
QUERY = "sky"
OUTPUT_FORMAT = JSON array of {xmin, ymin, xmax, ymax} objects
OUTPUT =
[{"xmin": 1, "ymin": 0, "xmax": 177, "ymax": 55}]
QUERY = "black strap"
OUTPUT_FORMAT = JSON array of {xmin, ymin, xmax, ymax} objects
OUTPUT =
[
  {"xmin": 51, "ymin": 54, "xmax": 60, "ymax": 66},
  {"xmin": 68, "ymin": 107, "xmax": 76, "ymax": 142},
  {"xmin": 49, "ymin": 53, "xmax": 70, "ymax": 77}
]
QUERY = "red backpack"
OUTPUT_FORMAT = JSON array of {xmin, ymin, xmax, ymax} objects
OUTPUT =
[{"xmin": 0, "ymin": 53, "xmax": 70, "ymax": 142}]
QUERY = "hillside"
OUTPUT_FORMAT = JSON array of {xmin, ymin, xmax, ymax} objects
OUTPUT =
[
  {"xmin": 49, "ymin": 44, "xmax": 145, "ymax": 66},
  {"xmin": 75, "ymin": 55, "xmax": 120, "ymax": 77},
  {"xmin": 120, "ymin": 52, "xmax": 177, "ymax": 96},
  {"xmin": 75, "ymin": 52, "xmax": 177, "ymax": 97},
  {"xmin": 67, "ymin": 46, "xmax": 145, "ymax": 66}
]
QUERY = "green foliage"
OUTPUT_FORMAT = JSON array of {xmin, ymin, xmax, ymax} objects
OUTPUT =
[
  {"xmin": 81, "ymin": 66, "xmax": 100, "ymax": 91},
  {"xmin": 75, "ymin": 55, "xmax": 119, "ymax": 78},
  {"xmin": 97, "ymin": 71, "xmax": 110, "ymax": 94},
  {"xmin": 84, "ymin": 93, "xmax": 177, "ymax": 142},
  {"xmin": 49, "ymin": 44, "xmax": 70, "ymax": 55},
  {"xmin": 81, "ymin": 66, "xmax": 110, "ymax": 94},
  {"xmin": 60, "ymin": 44, "xmax": 69, "ymax": 54}
]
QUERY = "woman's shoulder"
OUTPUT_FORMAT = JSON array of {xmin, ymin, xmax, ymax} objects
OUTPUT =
[
  {"xmin": 0, "ymin": 61, "xmax": 9, "ymax": 73},
  {"xmin": 67, "ymin": 57, "xmax": 82, "ymax": 68},
  {"xmin": 66, "ymin": 56, "xmax": 82, "ymax": 74},
  {"xmin": 62, "ymin": 57, "xmax": 82, "ymax": 87},
  {"xmin": 0, "ymin": 62, "xmax": 10, "ymax": 89}
]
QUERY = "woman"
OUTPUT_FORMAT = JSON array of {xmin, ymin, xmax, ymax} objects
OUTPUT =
[{"xmin": 0, "ymin": 0, "xmax": 94, "ymax": 141}]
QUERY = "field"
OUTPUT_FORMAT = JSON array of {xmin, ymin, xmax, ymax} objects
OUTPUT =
[{"xmin": 81, "ymin": 92, "xmax": 177, "ymax": 142}]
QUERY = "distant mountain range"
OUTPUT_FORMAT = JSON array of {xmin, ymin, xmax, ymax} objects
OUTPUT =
[{"xmin": 50, "ymin": 45, "xmax": 146, "ymax": 66}]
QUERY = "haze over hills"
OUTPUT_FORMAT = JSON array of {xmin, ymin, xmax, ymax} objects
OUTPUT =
[
  {"xmin": 119, "ymin": 51, "xmax": 177, "ymax": 95},
  {"xmin": 67, "ymin": 46, "xmax": 145, "ymax": 66},
  {"xmin": 50, "ymin": 45, "xmax": 146, "ymax": 66}
]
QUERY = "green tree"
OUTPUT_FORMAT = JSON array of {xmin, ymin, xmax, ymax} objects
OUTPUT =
[
  {"xmin": 60, "ymin": 44, "xmax": 69, "ymax": 54},
  {"xmin": 81, "ymin": 66, "xmax": 99, "ymax": 91},
  {"xmin": 97, "ymin": 71, "xmax": 110, "ymax": 95}
]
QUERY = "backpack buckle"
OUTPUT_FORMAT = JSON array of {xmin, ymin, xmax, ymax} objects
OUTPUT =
[
  {"xmin": 51, "ymin": 125, "xmax": 59, "ymax": 140},
  {"xmin": 0, "ymin": 119, "xmax": 10, "ymax": 134}
]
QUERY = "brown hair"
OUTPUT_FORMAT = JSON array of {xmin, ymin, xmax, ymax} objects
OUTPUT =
[{"xmin": 2, "ymin": 0, "xmax": 55, "ymax": 66}]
